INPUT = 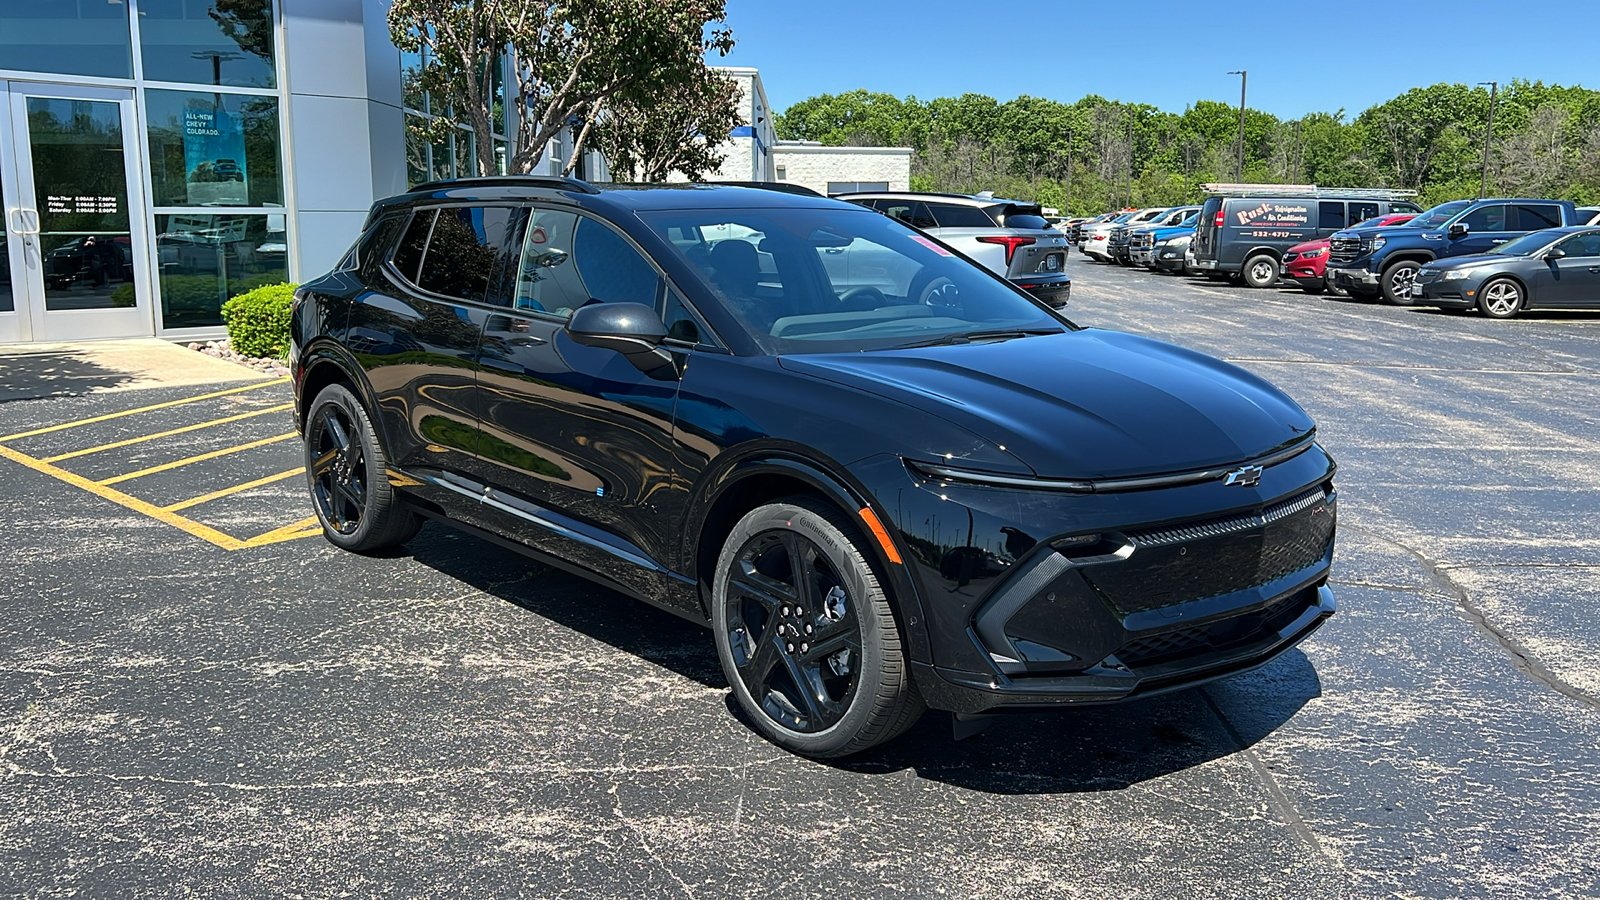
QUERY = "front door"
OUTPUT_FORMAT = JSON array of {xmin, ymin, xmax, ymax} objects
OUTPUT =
[
  {"xmin": 0, "ymin": 82, "xmax": 152, "ymax": 343},
  {"xmin": 1541, "ymin": 231, "xmax": 1600, "ymax": 308}
]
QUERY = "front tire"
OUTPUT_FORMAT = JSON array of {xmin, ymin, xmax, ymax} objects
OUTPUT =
[
  {"xmin": 1381, "ymin": 260, "xmax": 1421, "ymax": 306},
  {"xmin": 1477, "ymin": 277, "xmax": 1524, "ymax": 319},
  {"xmin": 303, "ymin": 383, "xmax": 422, "ymax": 553},
  {"xmin": 713, "ymin": 497, "xmax": 924, "ymax": 758}
]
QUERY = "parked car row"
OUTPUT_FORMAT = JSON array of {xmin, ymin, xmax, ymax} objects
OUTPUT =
[{"xmin": 1072, "ymin": 186, "xmax": 1600, "ymax": 318}]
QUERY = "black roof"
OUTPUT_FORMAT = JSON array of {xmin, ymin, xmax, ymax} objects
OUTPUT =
[{"xmin": 388, "ymin": 176, "xmax": 852, "ymax": 213}]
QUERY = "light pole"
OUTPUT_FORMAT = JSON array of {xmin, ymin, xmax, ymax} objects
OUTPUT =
[
  {"xmin": 1478, "ymin": 81, "xmax": 1499, "ymax": 199},
  {"xmin": 1228, "ymin": 70, "xmax": 1247, "ymax": 181}
]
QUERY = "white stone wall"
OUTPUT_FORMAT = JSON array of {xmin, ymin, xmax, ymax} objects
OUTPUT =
[{"xmin": 771, "ymin": 145, "xmax": 912, "ymax": 196}]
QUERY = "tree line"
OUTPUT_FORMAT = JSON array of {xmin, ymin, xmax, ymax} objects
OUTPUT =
[{"xmin": 777, "ymin": 82, "xmax": 1600, "ymax": 214}]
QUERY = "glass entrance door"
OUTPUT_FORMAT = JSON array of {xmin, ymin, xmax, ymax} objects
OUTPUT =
[{"xmin": 1, "ymin": 82, "xmax": 152, "ymax": 343}]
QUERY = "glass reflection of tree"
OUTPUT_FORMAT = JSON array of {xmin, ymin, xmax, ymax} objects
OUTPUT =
[
  {"xmin": 26, "ymin": 103, "xmax": 128, "ymax": 236},
  {"xmin": 206, "ymin": 0, "xmax": 275, "ymax": 66},
  {"xmin": 422, "ymin": 213, "xmax": 498, "ymax": 302}
]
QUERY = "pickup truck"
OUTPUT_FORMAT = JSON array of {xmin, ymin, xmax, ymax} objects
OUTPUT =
[{"xmin": 1325, "ymin": 198, "xmax": 1584, "ymax": 305}]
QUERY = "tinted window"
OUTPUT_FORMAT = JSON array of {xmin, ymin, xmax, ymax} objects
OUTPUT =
[
  {"xmin": 1349, "ymin": 203, "xmax": 1379, "ymax": 222},
  {"xmin": 392, "ymin": 210, "xmax": 434, "ymax": 283},
  {"xmin": 1002, "ymin": 214, "xmax": 1051, "ymax": 230},
  {"xmin": 1318, "ymin": 202, "xmax": 1346, "ymax": 230},
  {"xmin": 1558, "ymin": 232, "xmax": 1600, "ymax": 257},
  {"xmin": 417, "ymin": 206, "xmax": 520, "ymax": 303},
  {"xmin": 878, "ymin": 200, "xmax": 936, "ymax": 230},
  {"xmin": 928, "ymin": 204, "xmax": 995, "ymax": 228},
  {"xmin": 1511, "ymin": 204, "xmax": 1562, "ymax": 231},
  {"xmin": 513, "ymin": 210, "xmax": 660, "ymax": 319},
  {"xmin": 663, "ymin": 288, "xmax": 710, "ymax": 345},
  {"xmin": 357, "ymin": 213, "xmax": 407, "ymax": 282},
  {"xmin": 1457, "ymin": 205, "xmax": 1508, "ymax": 232}
]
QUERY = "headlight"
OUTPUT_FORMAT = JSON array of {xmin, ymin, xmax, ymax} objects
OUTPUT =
[
  {"xmin": 1370, "ymin": 235, "xmax": 1386, "ymax": 251},
  {"xmin": 1303, "ymin": 247, "xmax": 1328, "ymax": 258},
  {"xmin": 1440, "ymin": 269, "xmax": 1473, "ymax": 281}
]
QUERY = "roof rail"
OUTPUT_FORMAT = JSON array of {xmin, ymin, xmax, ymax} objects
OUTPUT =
[
  {"xmin": 1200, "ymin": 182, "xmax": 1419, "ymax": 199},
  {"xmin": 409, "ymin": 174, "xmax": 601, "ymax": 195},
  {"xmin": 716, "ymin": 181, "xmax": 825, "ymax": 197}
]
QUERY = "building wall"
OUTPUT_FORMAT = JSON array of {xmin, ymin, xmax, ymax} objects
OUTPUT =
[{"xmin": 771, "ymin": 145, "xmax": 913, "ymax": 196}]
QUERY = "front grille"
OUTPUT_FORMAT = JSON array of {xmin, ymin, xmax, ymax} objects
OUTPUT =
[
  {"xmin": 1082, "ymin": 487, "xmax": 1335, "ymax": 617},
  {"xmin": 1130, "ymin": 234, "xmax": 1154, "ymax": 249},
  {"xmin": 1114, "ymin": 588, "xmax": 1312, "ymax": 667},
  {"xmin": 1282, "ymin": 251, "xmax": 1300, "ymax": 264},
  {"xmin": 1329, "ymin": 236, "xmax": 1364, "ymax": 265}
]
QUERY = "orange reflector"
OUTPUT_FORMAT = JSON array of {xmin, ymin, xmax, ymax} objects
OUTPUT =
[{"xmin": 858, "ymin": 507, "xmax": 903, "ymax": 565}]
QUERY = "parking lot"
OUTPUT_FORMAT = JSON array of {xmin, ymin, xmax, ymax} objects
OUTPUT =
[{"xmin": 3, "ymin": 261, "xmax": 1599, "ymax": 898}]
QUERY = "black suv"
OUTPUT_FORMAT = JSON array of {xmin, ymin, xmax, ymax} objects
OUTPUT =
[{"xmin": 290, "ymin": 177, "xmax": 1338, "ymax": 757}]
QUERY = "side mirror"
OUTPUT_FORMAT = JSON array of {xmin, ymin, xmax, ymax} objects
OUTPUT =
[
  {"xmin": 1545, "ymin": 248, "xmax": 1567, "ymax": 261},
  {"xmin": 565, "ymin": 302, "xmax": 676, "ymax": 377},
  {"xmin": 1447, "ymin": 222, "xmax": 1469, "ymax": 239}
]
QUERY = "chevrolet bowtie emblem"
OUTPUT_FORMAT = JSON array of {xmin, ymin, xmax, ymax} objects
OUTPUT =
[{"xmin": 1223, "ymin": 465, "xmax": 1263, "ymax": 487}]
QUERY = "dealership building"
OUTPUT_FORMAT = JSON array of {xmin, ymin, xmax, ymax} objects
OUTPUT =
[{"xmin": 0, "ymin": 2, "xmax": 908, "ymax": 346}]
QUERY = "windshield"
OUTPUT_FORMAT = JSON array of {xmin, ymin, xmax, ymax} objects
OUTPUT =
[
  {"xmin": 1411, "ymin": 200, "xmax": 1473, "ymax": 230},
  {"xmin": 1490, "ymin": 230, "xmax": 1561, "ymax": 256},
  {"xmin": 1179, "ymin": 213, "xmax": 1199, "ymax": 227},
  {"xmin": 1111, "ymin": 212, "xmax": 1136, "ymax": 223},
  {"xmin": 639, "ymin": 206, "xmax": 1068, "ymax": 354}
]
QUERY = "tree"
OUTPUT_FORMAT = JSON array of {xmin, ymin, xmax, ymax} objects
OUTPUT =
[
  {"xmin": 388, "ymin": 0, "xmax": 734, "ymax": 177},
  {"xmin": 594, "ymin": 65, "xmax": 742, "ymax": 181}
]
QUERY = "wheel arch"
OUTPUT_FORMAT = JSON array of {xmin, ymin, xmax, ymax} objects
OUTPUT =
[
  {"xmin": 1381, "ymin": 251, "xmax": 1435, "ymax": 269},
  {"xmin": 1478, "ymin": 272, "xmax": 1531, "ymax": 311},
  {"xmin": 1242, "ymin": 246, "xmax": 1284, "ymax": 264},
  {"xmin": 687, "ymin": 451, "xmax": 932, "ymax": 664},
  {"xmin": 295, "ymin": 341, "xmax": 378, "ymax": 433}
]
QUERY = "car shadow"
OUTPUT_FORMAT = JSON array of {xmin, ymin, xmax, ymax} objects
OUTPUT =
[
  {"xmin": 404, "ymin": 523, "xmax": 728, "ymax": 690},
  {"xmin": 405, "ymin": 523, "xmax": 1322, "ymax": 794},
  {"xmin": 807, "ymin": 649, "xmax": 1322, "ymax": 795},
  {"xmin": 0, "ymin": 349, "xmax": 135, "ymax": 403}
]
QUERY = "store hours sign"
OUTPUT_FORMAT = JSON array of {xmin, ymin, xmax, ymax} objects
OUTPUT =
[{"xmin": 183, "ymin": 106, "xmax": 248, "ymax": 205}]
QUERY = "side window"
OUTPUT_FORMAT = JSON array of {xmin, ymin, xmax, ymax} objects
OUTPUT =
[
  {"xmin": 1349, "ymin": 203, "xmax": 1379, "ymax": 222},
  {"xmin": 663, "ymin": 288, "xmax": 712, "ymax": 345},
  {"xmin": 880, "ymin": 201, "xmax": 936, "ymax": 229},
  {"xmin": 357, "ymin": 213, "xmax": 407, "ymax": 283},
  {"xmin": 1458, "ymin": 204, "xmax": 1508, "ymax": 233},
  {"xmin": 1318, "ymin": 202, "xmax": 1346, "ymax": 230},
  {"xmin": 927, "ymin": 203, "xmax": 994, "ymax": 228},
  {"xmin": 416, "ymin": 206, "xmax": 520, "ymax": 303},
  {"xmin": 1511, "ymin": 204, "xmax": 1562, "ymax": 231},
  {"xmin": 392, "ymin": 209, "xmax": 434, "ymax": 283},
  {"xmin": 513, "ymin": 209, "xmax": 661, "ymax": 320},
  {"xmin": 1558, "ymin": 232, "xmax": 1600, "ymax": 257}
]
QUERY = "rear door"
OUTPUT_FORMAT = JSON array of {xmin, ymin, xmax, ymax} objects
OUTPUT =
[
  {"xmin": 1194, "ymin": 197, "xmax": 1224, "ymax": 262},
  {"xmin": 471, "ymin": 205, "xmax": 689, "ymax": 601}
]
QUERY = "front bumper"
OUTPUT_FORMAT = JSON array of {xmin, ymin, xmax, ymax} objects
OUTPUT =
[
  {"xmin": 1326, "ymin": 264, "xmax": 1379, "ymax": 288},
  {"xmin": 1409, "ymin": 273, "xmax": 1477, "ymax": 308},
  {"xmin": 851, "ymin": 446, "xmax": 1340, "ymax": 715},
  {"xmin": 1130, "ymin": 248, "xmax": 1155, "ymax": 266}
]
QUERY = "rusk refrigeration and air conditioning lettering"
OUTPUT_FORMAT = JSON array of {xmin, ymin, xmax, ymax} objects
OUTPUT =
[{"xmin": 1235, "ymin": 202, "xmax": 1310, "ymax": 228}]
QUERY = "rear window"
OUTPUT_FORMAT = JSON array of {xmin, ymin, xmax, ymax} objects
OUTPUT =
[
  {"xmin": 927, "ymin": 203, "xmax": 995, "ymax": 228},
  {"xmin": 999, "ymin": 212, "xmax": 1051, "ymax": 230},
  {"xmin": 1511, "ymin": 204, "xmax": 1562, "ymax": 230},
  {"xmin": 416, "ymin": 206, "xmax": 522, "ymax": 303}
]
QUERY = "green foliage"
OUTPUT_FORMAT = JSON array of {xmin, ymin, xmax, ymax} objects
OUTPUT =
[
  {"xmin": 220, "ymin": 282, "xmax": 298, "ymax": 359},
  {"xmin": 596, "ymin": 64, "xmax": 743, "ymax": 181},
  {"xmin": 777, "ymin": 80, "xmax": 1600, "ymax": 214}
]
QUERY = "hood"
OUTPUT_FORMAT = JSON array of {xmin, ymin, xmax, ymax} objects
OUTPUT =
[
  {"xmin": 1148, "ymin": 225, "xmax": 1196, "ymax": 241},
  {"xmin": 1334, "ymin": 224, "xmax": 1431, "ymax": 241},
  {"xmin": 1287, "ymin": 238, "xmax": 1330, "ymax": 253},
  {"xmin": 779, "ymin": 330, "xmax": 1313, "ymax": 480},
  {"xmin": 1426, "ymin": 252, "xmax": 1514, "ymax": 269}
]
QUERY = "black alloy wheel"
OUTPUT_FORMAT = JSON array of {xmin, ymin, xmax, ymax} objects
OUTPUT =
[
  {"xmin": 304, "ymin": 383, "xmax": 422, "ymax": 553},
  {"xmin": 1381, "ymin": 260, "xmax": 1421, "ymax": 305},
  {"xmin": 713, "ymin": 498, "xmax": 923, "ymax": 757}
]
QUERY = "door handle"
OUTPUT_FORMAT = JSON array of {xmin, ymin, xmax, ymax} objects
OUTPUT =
[
  {"xmin": 1490, "ymin": 239, "xmax": 1508, "ymax": 245},
  {"xmin": 8, "ymin": 208, "xmax": 41, "ymax": 236},
  {"xmin": 508, "ymin": 335, "xmax": 546, "ymax": 347}
]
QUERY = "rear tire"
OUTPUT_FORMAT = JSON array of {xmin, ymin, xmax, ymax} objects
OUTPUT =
[
  {"xmin": 713, "ymin": 497, "xmax": 924, "ymax": 758},
  {"xmin": 303, "ymin": 383, "xmax": 423, "ymax": 553},
  {"xmin": 1381, "ymin": 260, "xmax": 1421, "ymax": 306},
  {"xmin": 1242, "ymin": 254, "xmax": 1280, "ymax": 289}
]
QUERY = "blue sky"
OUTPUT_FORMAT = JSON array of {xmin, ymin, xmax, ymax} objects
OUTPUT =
[{"xmin": 718, "ymin": 0, "xmax": 1600, "ymax": 120}]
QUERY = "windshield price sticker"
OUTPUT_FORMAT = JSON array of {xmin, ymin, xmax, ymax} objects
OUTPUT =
[{"xmin": 911, "ymin": 235, "xmax": 953, "ymax": 256}]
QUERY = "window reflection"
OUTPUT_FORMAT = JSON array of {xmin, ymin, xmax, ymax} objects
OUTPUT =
[
  {"xmin": 0, "ymin": 1, "xmax": 133, "ymax": 79},
  {"xmin": 146, "ymin": 90, "xmax": 282, "ymax": 207},
  {"xmin": 155, "ymin": 214, "xmax": 288, "ymax": 328},
  {"xmin": 137, "ymin": 0, "xmax": 277, "ymax": 88}
]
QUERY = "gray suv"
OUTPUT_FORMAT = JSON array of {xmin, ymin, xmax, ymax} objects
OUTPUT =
[{"xmin": 837, "ymin": 192, "xmax": 1071, "ymax": 306}]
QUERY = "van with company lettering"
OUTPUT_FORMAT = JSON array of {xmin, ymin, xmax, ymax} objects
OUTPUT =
[{"xmin": 1190, "ymin": 184, "xmax": 1422, "ymax": 288}]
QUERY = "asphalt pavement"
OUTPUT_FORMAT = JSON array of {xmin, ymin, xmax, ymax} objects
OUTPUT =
[{"xmin": 2, "ymin": 263, "xmax": 1598, "ymax": 899}]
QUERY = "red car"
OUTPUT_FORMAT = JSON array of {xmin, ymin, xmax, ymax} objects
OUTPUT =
[{"xmin": 1284, "ymin": 213, "xmax": 1417, "ymax": 294}]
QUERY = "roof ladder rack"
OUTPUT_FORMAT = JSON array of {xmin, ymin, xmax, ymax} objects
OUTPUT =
[{"xmin": 1200, "ymin": 183, "xmax": 1419, "ymax": 200}]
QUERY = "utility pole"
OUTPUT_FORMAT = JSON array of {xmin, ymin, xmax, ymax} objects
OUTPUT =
[
  {"xmin": 1124, "ymin": 113, "xmax": 1134, "ymax": 208},
  {"xmin": 1477, "ymin": 81, "xmax": 1499, "ymax": 198},
  {"xmin": 1228, "ymin": 70, "xmax": 1247, "ymax": 181},
  {"xmin": 1292, "ymin": 119, "xmax": 1302, "ymax": 184}
]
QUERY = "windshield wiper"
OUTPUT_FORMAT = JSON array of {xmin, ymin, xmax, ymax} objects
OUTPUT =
[{"xmin": 892, "ymin": 328, "xmax": 1058, "ymax": 350}]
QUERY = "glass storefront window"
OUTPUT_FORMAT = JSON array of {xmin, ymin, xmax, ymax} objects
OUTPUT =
[
  {"xmin": 146, "ymin": 89, "xmax": 281, "ymax": 207},
  {"xmin": 155, "ymin": 213, "xmax": 287, "ymax": 328},
  {"xmin": 401, "ymin": 45, "xmax": 426, "ymax": 113},
  {"xmin": 137, "ymin": 0, "xmax": 276, "ymax": 88},
  {"xmin": 0, "ymin": 0, "xmax": 133, "ymax": 79}
]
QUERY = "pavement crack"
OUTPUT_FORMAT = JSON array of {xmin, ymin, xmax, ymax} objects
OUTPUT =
[{"xmin": 1344, "ymin": 523, "xmax": 1600, "ymax": 710}]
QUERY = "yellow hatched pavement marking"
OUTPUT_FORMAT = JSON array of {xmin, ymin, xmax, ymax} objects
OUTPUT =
[
  {"xmin": 240, "ymin": 515, "xmax": 324, "ymax": 548},
  {"xmin": 0, "ymin": 378, "xmax": 287, "ymax": 444},
  {"xmin": 162, "ymin": 467, "xmax": 303, "ymax": 512},
  {"xmin": 42, "ymin": 403, "xmax": 294, "ymax": 463},
  {"xmin": 0, "ymin": 443, "xmax": 248, "ymax": 550},
  {"xmin": 98, "ymin": 432, "xmax": 299, "ymax": 486}
]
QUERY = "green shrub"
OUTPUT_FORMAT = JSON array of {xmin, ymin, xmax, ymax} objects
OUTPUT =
[{"xmin": 221, "ymin": 282, "xmax": 298, "ymax": 358}]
